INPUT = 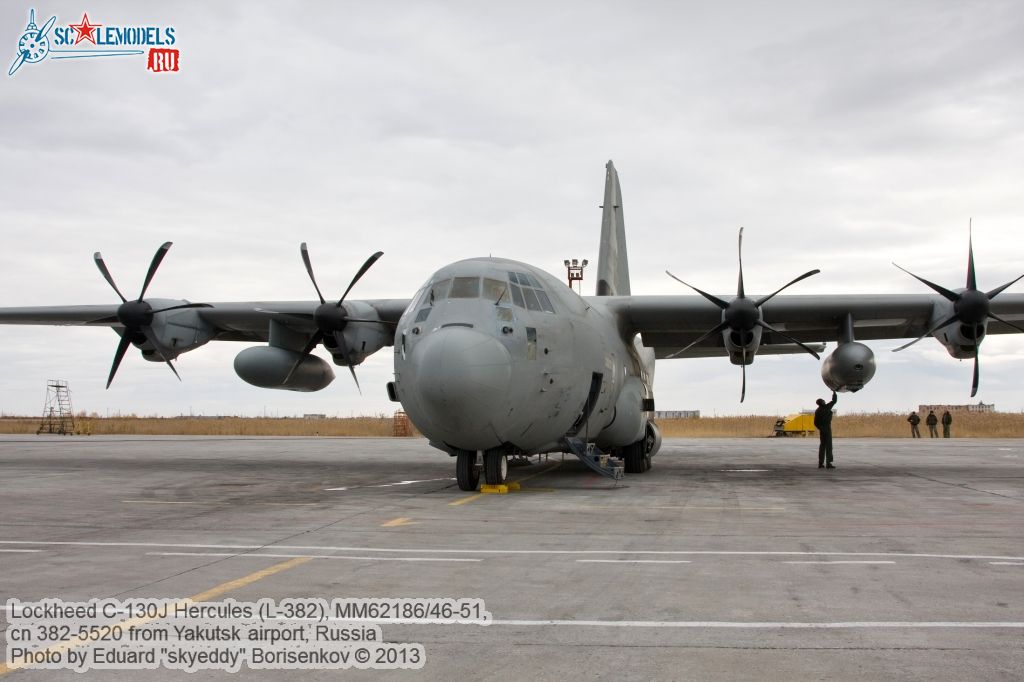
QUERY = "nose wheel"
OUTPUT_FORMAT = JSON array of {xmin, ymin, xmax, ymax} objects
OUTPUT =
[
  {"xmin": 456, "ymin": 450, "xmax": 480, "ymax": 491},
  {"xmin": 484, "ymin": 450, "xmax": 508, "ymax": 485}
]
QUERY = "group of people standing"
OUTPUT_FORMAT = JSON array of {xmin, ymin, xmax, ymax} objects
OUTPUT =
[
  {"xmin": 812, "ymin": 395, "xmax": 957, "ymax": 470},
  {"xmin": 907, "ymin": 410, "xmax": 952, "ymax": 438}
]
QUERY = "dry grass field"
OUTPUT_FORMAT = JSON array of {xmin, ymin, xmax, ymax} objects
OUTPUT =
[
  {"xmin": 0, "ymin": 415, "xmax": 410, "ymax": 437},
  {"xmin": 658, "ymin": 411, "xmax": 1024, "ymax": 438},
  {"xmin": 1, "ymin": 412, "xmax": 1022, "ymax": 438}
]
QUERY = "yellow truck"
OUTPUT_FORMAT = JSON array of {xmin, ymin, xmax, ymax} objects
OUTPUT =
[{"xmin": 772, "ymin": 412, "xmax": 816, "ymax": 437}]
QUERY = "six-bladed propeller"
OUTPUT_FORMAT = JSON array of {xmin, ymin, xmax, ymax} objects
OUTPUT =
[
  {"xmin": 892, "ymin": 221, "xmax": 1024, "ymax": 397},
  {"xmin": 92, "ymin": 242, "xmax": 211, "ymax": 388},
  {"xmin": 666, "ymin": 227, "xmax": 821, "ymax": 402},
  {"xmin": 284, "ymin": 243, "xmax": 386, "ymax": 393}
]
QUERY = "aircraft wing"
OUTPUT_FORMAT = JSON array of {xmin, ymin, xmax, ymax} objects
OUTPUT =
[
  {"xmin": 0, "ymin": 299, "xmax": 411, "ymax": 341},
  {"xmin": 603, "ymin": 293, "xmax": 1024, "ymax": 356}
]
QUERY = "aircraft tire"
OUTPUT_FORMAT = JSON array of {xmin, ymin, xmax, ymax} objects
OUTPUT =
[
  {"xmin": 456, "ymin": 450, "xmax": 480, "ymax": 491},
  {"xmin": 623, "ymin": 442, "xmax": 645, "ymax": 474},
  {"xmin": 484, "ymin": 450, "xmax": 508, "ymax": 485}
]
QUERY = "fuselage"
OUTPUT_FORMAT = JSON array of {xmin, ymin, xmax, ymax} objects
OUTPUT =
[{"xmin": 391, "ymin": 257, "xmax": 652, "ymax": 455}]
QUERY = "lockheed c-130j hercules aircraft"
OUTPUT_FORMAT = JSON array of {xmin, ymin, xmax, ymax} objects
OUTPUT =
[{"xmin": 2, "ymin": 161, "xmax": 1024, "ymax": 491}]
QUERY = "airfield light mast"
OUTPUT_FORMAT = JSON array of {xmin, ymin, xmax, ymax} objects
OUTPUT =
[{"xmin": 564, "ymin": 258, "xmax": 588, "ymax": 294}]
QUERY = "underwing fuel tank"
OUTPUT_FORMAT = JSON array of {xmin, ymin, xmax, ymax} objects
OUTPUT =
[
  {"xmin": 234, "ymin": 346, "xmax": 335, "ymax": 392},
  {"xmin": 821, "ymin": 341, "xmax": 876, "ymax": 393}
]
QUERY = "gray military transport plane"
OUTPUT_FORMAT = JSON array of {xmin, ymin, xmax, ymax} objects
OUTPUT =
[{"xmin": 2, "ymin": 161, "xmax": 1024, "ymax": 491}]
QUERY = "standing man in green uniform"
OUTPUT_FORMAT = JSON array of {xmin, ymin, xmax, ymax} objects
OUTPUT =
[
  {"xmin": 926, "ymin": 410, "xmax": 939, "ymax": 437},
  {"xmin": 907, "ymin": 411, "xmax": 921, "ymax": 438},
  {"xmin": 941, "ymin": 410, "xmax": 952, "ymax": 438},
  {"xmin": 814, "ymin": 391, "xmax": 838, "ymax": 469}
]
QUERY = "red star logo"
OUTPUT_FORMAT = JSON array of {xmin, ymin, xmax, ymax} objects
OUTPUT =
[{"xmin": 69, "ymin": 13, "xmax": 102, "ymax": 45}]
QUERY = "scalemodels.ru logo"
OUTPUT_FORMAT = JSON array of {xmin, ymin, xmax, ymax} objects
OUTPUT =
[{"xmin": 9, "ymin": 7, "xmax": 179, "ymax": 77}]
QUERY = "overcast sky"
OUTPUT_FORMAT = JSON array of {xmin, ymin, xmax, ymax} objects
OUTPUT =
[{"xmin": 2, "ymin": 1, "xmax": 1024, "ymax": 418}]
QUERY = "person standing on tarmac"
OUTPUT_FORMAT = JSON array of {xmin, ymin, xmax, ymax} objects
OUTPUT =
[
  {"xmin": 941, "ymin": 410, "xmax": 952, "ymax": 438},
  {"xmin": 926, "ymin": 410, "xmax": 939, "ymax": 437},
  {"xmin": 907, "ymin": 411, "xmax": 921, "ymax": 438},
  {"xmin": 814, "ymin": 391, "xmax": 838, "ymax": 469}
]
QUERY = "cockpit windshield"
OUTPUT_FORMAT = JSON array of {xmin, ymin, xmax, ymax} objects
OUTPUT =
[{"xmin": 450, "ymin": 277, "xmax": 481, "ymax": 298}]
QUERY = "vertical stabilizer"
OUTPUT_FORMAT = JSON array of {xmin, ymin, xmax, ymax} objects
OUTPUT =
[{"xmin": 596, "ymin": 160, "xmax": 630, "ymax": 296}]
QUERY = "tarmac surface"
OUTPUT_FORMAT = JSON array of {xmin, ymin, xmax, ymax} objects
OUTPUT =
[{"xmin": 1, "ymin": 435, "xmax": 1022, "ymax": 680}]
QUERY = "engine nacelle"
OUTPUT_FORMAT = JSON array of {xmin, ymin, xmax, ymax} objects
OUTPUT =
[
  {"xmin": 821, "ymin": 341, "xmax": 876, "ymax": 393},
  {"xmin": 935, "ymin": 318, "xmax": 986, "ymax": 360},
  {"xmin": 234, "ymin": 346, "xmax": 334, "ymax": 392},
  {"xmin": 724, "ymin": 325, "xmax": 762, "ymax": 365},
  {"xmin": 135, "ymin": 298, "xmax": 216, "ymax": 361},
  {"xmin": 330, "ymin": 301, "xmax": 392, "ymax": 366}
]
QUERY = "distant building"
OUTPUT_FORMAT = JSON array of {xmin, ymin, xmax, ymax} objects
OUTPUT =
[
  {"xmin": 303, "ymin": 413, "xmax": 327, "ymax": 419},
  {"xmin": 918, "ymin": 402, "xmax": 994, "ymax": 414},
  {"xmin": 654, "ymin": 410, "xmax": 700, "ymax": 419}
]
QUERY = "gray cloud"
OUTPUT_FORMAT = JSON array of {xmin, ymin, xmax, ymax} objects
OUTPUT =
[{"xmin": 2, "ymin": 1, "xmax": 1023, "ymax": 418}]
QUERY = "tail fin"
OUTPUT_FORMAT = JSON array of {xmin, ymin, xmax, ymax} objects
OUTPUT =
[{"xmin": 596, "ymin": 160, "xmax": 631, "ymax": 296}]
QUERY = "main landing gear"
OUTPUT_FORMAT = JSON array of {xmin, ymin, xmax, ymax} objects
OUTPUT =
[{"xmin": 622, "ymin": 428, "xmax": 655, "ymax": 474}]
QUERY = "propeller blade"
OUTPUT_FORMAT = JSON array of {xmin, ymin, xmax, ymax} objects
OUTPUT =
[
  {"xmin": 138, "ymin": 242, "xmax": 172, "ymax": 301},
  {"xmin": 8, "ymin": 50, "xmax": 28, "ymax": 77},
  {"xmin": 987, "ymin": 312, "xmax": 1024, "ymax": 336},
  {"xmin": 966, "ymin": 218, "xmax": 977, "ymax": 291},
  {"xmin": 336, "ymin": 251, "xmax": 384, "ymax": 306},
  {"xmin": 985, "ymin": 274, "xmax": 1024, "ymax": 300},
  {"xmin": 300, "ymin": 243, "xmax": 326, "ymax": 304},
  {"xmin": 971, "ymin": 346, "xmax": 980, "ymax": 398},
  {"xmin": 282, "ymin": 331, "xmax": 324, "ymax": 385},
  {"xmin": 755, "ymin": 320, "xmax": 821, "ymax": 359},
  {"xmin": 736, "ymin": 227, "xmax": 745, "ymax": 299},
  {"xmin": 740, "ymin": 347, "xmax": 747, "ymax": 403},
  {"xmin": 106, "ymin": 333, "xmax": 134, "ymax": 389},
  {"xmin": 892, "ymin": 263, "xmax": 960, "ymax": 302},
  {"xmin": 328, "ymin": 330, "xmax": 363, "ymax": 394},
  {"xmin": 665, "ymin": 320, "xmax": 731, "ymax": 359},
  {"xmin": 754, "ymin": 269, "xmax": 821, "ymax": 308},
  {"xmin": 149, "ymin": 302, "xmax": 213, "ymax": 314},
  {"xmin": 665, "ymin": 271, "xmax": 729, "ymax": 309},
  {"xmin": 892, "ymin": 311, "xmax": 961, "ymax": 352},
  {"xmin": 347, "ymin": 364, "xmax": 362, "ymax": 395},
  {"xmin": 94, "ymin": 252, "xmax": 127, "ymax": 303},
  {"xmin": 141, "ymin": 328, "xmax": 182, "ymax": 382}
]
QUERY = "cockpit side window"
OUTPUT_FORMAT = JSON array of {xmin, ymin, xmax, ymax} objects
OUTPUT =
[
  {"xmin": 430, "ymin": 279, "xmax": 451, "ymax": 304},
  {"xmin": 508, "ymin": 271, "xmax": 555, "ymax": 313},
  {"xmin": 450, "ymin": 277, "xmax": 481, "ymax": 298},
  {"xmin": 509, "ymin": 283, "xmax": 525, "ymax": 308},
  {"xmin": 521, "ymin": 286, "xmax": 542, "ymax": 311}
]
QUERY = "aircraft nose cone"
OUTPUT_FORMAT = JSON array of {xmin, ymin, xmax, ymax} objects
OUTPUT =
[{"xmin": 412, "ymin": 327, "xmax": 513, "ymax": 442}]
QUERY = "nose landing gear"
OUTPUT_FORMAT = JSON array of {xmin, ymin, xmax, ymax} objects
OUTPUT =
[{"xmin": 455, "ymin": 450, "xmax": 480, "ymax": 491}]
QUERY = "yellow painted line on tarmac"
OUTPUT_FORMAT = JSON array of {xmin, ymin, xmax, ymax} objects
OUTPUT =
[
  {"xmin": 0, "ymin": 556, "xmax": 311, "ymax": 676},
  {"xmin": 449, "ymin": 494, "xmax": 484, "ymax": 507},
  {"xmin": 381, "ymin": 517, "xmax": 418, "ymax": 527}
]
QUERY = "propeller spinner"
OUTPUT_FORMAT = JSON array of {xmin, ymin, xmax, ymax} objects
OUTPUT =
[
  {"xmin": 892, "ymin": 221, "xmax": 1024, "ymax": 397},
  {"xmin": 92, "ymin": 242, "xmax": 210, "ymax": 388},
  {"xmin": 666, "ymin": 227, "xmax": 821, "ymax": 402}
]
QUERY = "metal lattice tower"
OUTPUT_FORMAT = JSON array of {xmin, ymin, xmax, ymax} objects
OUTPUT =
[{"xmin": 37, "ymin": 380, "xmax": 75, "ymax": 435}]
